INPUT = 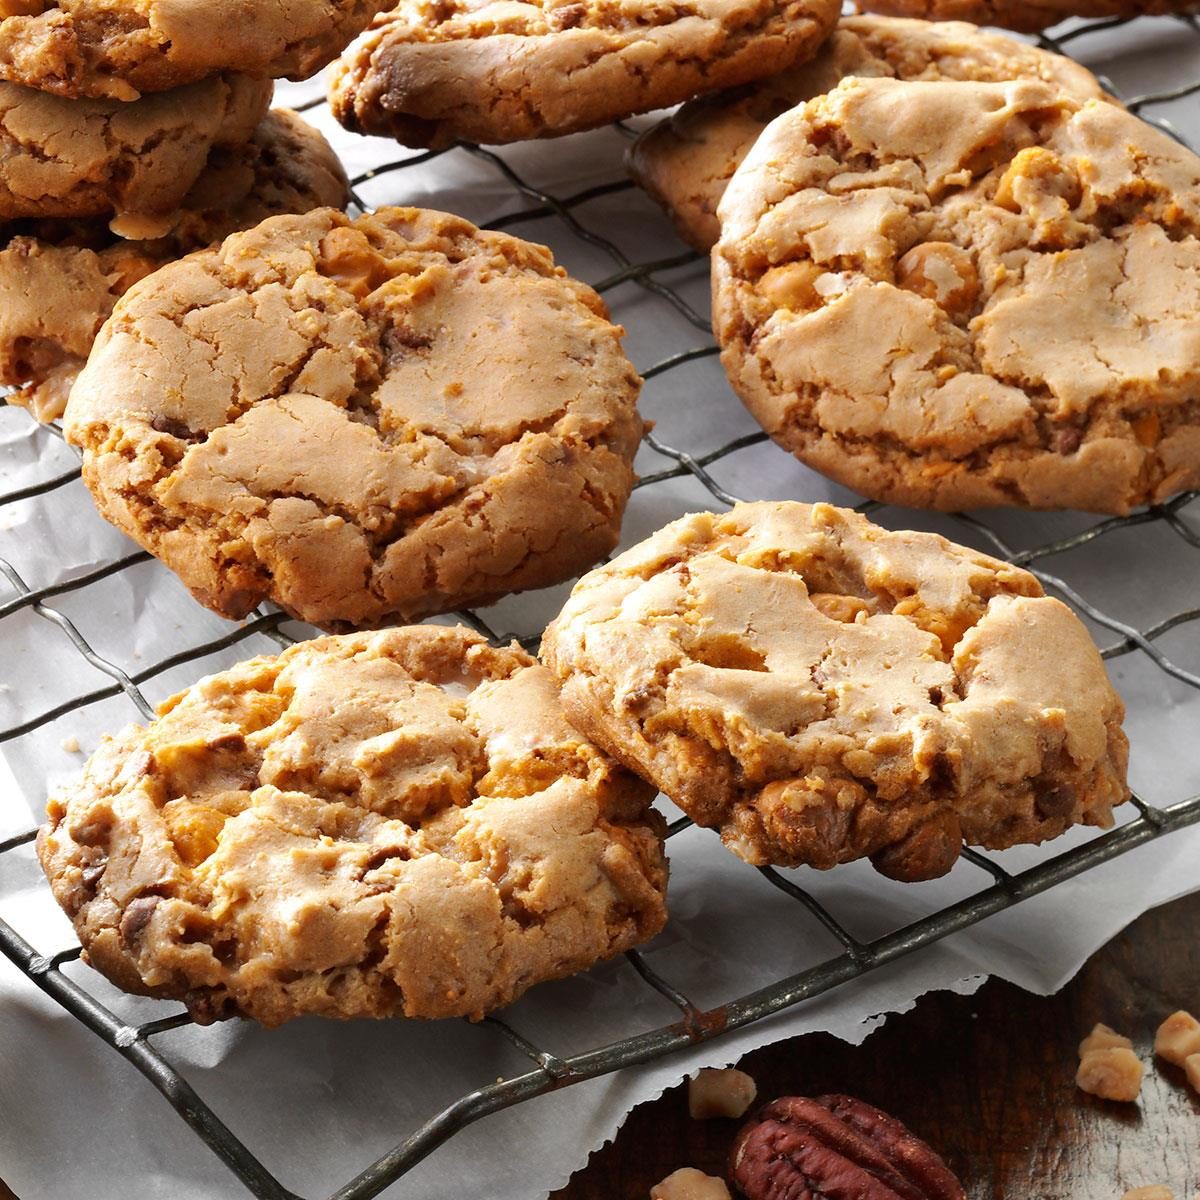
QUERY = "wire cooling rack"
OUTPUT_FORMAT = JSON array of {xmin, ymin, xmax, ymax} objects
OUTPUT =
[{"xmin": 2, "ymin": 14, "xmax": 1200, "ymax": 1200}]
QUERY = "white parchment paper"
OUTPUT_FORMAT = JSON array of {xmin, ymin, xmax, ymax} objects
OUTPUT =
[{"xmin": 1, "ymin": 16, "xmax": 1199, "ymax": 1199}]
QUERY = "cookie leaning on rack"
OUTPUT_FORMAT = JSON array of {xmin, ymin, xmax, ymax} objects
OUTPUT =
[
  {"xmin": 542, "ymin": 501, "xmax": 1130, "ymax": 882},
  {"xmin": 0, "ymin": 73, "xmax": 271, "ymax": 227},
  {"xmin": 712, "ymin": 77, "xmax": 1200, "ymax": 514},
  {"xmin": 0, "ymin": 0, "xmax": 387, "ymax": 99},
  {"xmin": 63, "ymin": 205, "xmax": 645, "ymax": 627},
  {"xmin": 0, "ymin": 107, "xmax": 349, "ymax": 423},
  {"xmin": 37, "ymin": 624, "xmax": 669, "ymax": 1026},
  {"xmin": 854, "ymin": 0, "xmax": 1199, "ymax": 35},
  {"xmin": 330, "ymin": 0, "xmax": 842, "ymax": 148},
  {"xmin": 627, "ymin": 14, "xmax": 1107, "ymax": 254}
]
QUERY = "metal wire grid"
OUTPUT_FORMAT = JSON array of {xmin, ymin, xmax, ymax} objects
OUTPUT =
[{"xmin": 2, "ymin": 15, "xmax": 1200, "ymax": 1199}]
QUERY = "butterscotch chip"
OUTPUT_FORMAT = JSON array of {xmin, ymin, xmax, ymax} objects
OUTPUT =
[
  {"xmin": 1, "ymin": 108, "xmax": 349, "ymax": 424},
  {"xmin": 689, "ymin": 1068, "xmax": 758, "ymax": 1119},
  {"xmin": 628, "ymin": 15, "xmax": 1104, "ymax": 252},
  {"xmin": 330, "ymin": 0, "xmax": 841, "ymax": 149},
  {"xmin": 856, "ymin": 0, "xmax": 1196, "ymax": 36},
  {"xmin": 541, "ymin": 501, "xmax": 1129, "ymax": 880},
  {"xmin": 64, "ymin": 205, "xmax": 643, "ymax": 627},
  {"xmin": 0, "ymin": 0, "xmax": 384, "ymax": 99},
  {"xmin": 712, "ymin": 77, "xmax": 1200, "ymax": 514},
  {"xmin": 1121, "ymin": 1188, "xmax": 1174, "ymax": 1200},
  {"xmin": 1154, "ymin": 1010, "xmax": 1200, "ymax": 1067},
  {"xmin": 0, "ymin": 74, "xmax": 269, "ymax": 224},
  {"xmin": 36, "ymin": 625, "xmax": 669, "ymax": 1026},
  {"xmin": 1080, "ymin": 1022, "xmax": 1133, "ymax": 1057},
  {"xmin": 650, "ymin": 1168, "xmax": 733, "ymax": 1200},
  {"xmin": 1076, "ymin": 1048, "xmax": 1143, "ymax": 1102}
]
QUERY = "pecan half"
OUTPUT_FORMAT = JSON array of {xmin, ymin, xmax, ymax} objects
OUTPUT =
[{"xmin": 730, "ymin": 1094, "xmax": 964, "ymax": 1200}]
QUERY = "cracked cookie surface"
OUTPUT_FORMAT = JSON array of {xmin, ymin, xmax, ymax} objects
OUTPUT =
[
  {"xmin": 855, "ymin": 0, "xmax": 1198, "ymax": 35},
  {"xmin": 712, "ymin": 77, "xmax": 1200, "ymax": 514},
  {"xmin": 1, "ymin": 107, "xmax": 349, "ymax": 423},
  {"xmin": 0, "ymin": 0, "xmax": 384, "ymax": 99},
  {"xmin": 628, "ymin": 15, "xmax": 1104, "ymax": 252},
  {"xmin": 64, "ymin": 205, "xmax": 644, "ymax": 627},
  {"xmin": 37, "ymin": 625, "xmax": 669, "ymax": 1026},
  {"xmin": 330, "ymin": 0, "xmax": 841, "ymax": 148},
  {"xmin": 0, "ymin": 73, "xmax": 270, "ymax": 226},
  {"xmin": 541, "ymin": 501, "xmax": 1129, "ymax": 880}
]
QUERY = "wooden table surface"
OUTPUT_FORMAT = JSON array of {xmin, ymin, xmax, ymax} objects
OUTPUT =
[{"xmin": 554, "ymin": 891, "xmax": 1200, "ymax": 1200}]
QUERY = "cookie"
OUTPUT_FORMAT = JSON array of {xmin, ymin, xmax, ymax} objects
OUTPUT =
[
  {"xmin": 628, "ymin": 15, "xmax": 1105, "ymax": 252},
  {"xmin": 0, "ymin": 73, "xmax": 271, "ymax": 227},
  {"xmin": 37, "ymin": 625, "xmax": 669, "ymax": 1026},
  {"xmin": 64, "ymin": 206, "xmax": 644, "ymax": 627},
  {"xmin": 712, "ymin": 77, "xmax": 1200, "ymax": 514},
  {"xmin": 0, "ymin": 0, "xmax": 384, "ymax": 100},
  {"xmin": 1, "ymin": 108, "xmax": 349, "ymax": 423},
  {"xmin": 330, "ymin": 0, "xmax": 842, "ymax": 149},
  {"xmin": 541, "ymin": 502, "xmax": 1130, "ymax": 881},
  {"xmin": 855, "ymin": 0, "xmax": 1198, "ymax": 35}
]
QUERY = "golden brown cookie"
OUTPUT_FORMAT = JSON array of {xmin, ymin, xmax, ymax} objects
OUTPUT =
[
  {"xmin": 330, "ymin": 0, "xmax": 842, "ymax": 149},
  {"xmin": 628, "ymin": 15, "xmax": 1105, "ymax": 252},
  {"xmin": 64, "ymin": 206, "xmax": 645, "ymax": 627},
  {"xmin": 37, "ymin": 625, "xmax": 669, "ymax": 1026},
  {"xmin": 855, "ymin": 0, "xmax": 1198, "ymax": 35},
  {"xmin": 712, "ymin": 77, "xmax": 1200, "ymax": 514},
  {"xmin": 542, "ymin": 502, "xmax": 1130, "ymax": 881},
  {"xmin": 0, "ymin": 0, "xmax": 385, "ymax": 99},
  {"xmin": 1, "ymin": 108, "xmax": 349, "ymax": 423},
  {"xmin": 0, "ymin": 73, "xmax": 270, "ymax": 227}
]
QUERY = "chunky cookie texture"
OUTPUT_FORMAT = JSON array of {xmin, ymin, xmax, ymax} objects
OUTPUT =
[
  {"xmin": 37, "ymin": 625, "xmax": 669, "ymax": 1026},
  {"xmin": 0, "ymin": 0, "xmax": 384, "ymax": 99},
  {"xmin": 1, "ymin": 108, "xmax": 349, "ymax": 423},
  {"xmin": 856, "ymin": 0, "xmax": 1197, "ymax": 35},
  {"xmin": 628, "ymin": 15, "xmax": 1104, "ymax": 253},
  {"xmin": 713, "ymin": 77, "xmax": 1200, "ymax": 514},
  {"xmin": 330, "ymin": 0, "xmax": 841, "ymax": 148},
  {"xmin": 64, "ymin": 205, "xmax": 644, "ymax": 627},
  {"xmin": 542, "ymin": 502, "xmax": 1130, "ymax": 881},
  {"xmin": 0, "ymin": 73, "xmax": 270, "ymax": 225}
]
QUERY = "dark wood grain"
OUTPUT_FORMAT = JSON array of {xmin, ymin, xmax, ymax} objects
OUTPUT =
[{"xmin": 553, "ymin": 892, "xmax": 1200, "ymax": 1199}]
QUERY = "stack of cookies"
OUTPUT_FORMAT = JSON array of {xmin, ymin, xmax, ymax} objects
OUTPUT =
[
  {"xmin": 0, "ymin": 0, "xmax": 375, "ymax": 420},
  {"xmin": 12, "ymin": 0, "xmax": 1193, "ymax": 1028}
]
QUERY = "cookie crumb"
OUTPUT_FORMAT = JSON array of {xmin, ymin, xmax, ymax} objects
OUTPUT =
[
  {"xmin": 1154, "ymin": 1010, "xmax": 1200, "ymax": 1067},
  {"xmin": 1077, "ymin": 1023, "xmax": 1142, "ymax": 1102},
  {"xmin": 688, "ymin": 1068, "xmax": 757, "ymax": 1119},
  {"xmin": 1120, "ymin": 1188, "xmax": 1173, "ymax": 1200},
  {"xmin": 650, "ymin": 1167, "xmax": 732, "ymax": 1200},
  {"xmin": 60, "ymin": 735, "xmax": 81, "ymax": 754}
]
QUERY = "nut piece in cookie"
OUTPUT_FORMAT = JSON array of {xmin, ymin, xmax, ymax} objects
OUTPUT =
[
  {"xmin": 329, "ymin": 0, "xmax": 841, "ymax": 148},
  {"xmin": 36, "ymin": 625, "xmax": 669, "ymax": 1027},
  {"xmin": 712, "ymin": 76, "xmax": 1200, "ymax": 514},
  {"xmin": 855, "ymin": 0, "xmax": 1196, "ymax": 36},
  {"xmin": 0, "ymin": 0, "xmax": 386, "ymax": 99},
  {"xmin": 541, "ymin": 501, "xmax": 1130, "ymax": 881},
  {"xmin": 730, "ymin": 1094, "xmax": 965, "ymax": 1199},
  {"xmin": 63, "ymin": 205, "xmax": 644, "ymax": 626},
  {"xmin": 627, "ymin": 14, "xmax": 1105, "ymax": 252},
  {"xmin": 1, "ymin": 107, "xmax": 349, "ymax": 423}
]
